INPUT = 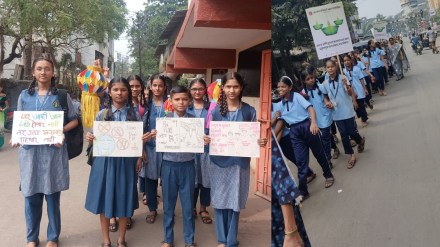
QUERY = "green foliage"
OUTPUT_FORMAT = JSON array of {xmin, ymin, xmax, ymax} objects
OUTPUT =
[
  {"xmin": 127, "ymin": 0, "xmax": 187, "ymax": 76},
  {"xmin": 177, "ymin": 77, "xmax": 189, "ymax": 88}
]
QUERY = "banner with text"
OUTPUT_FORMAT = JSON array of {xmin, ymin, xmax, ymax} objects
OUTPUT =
[
  {"xmin": 93, "ymin": 121, "xmax": 143, "ymax": 157},
  {"xmin": 12, "ymin": 111, "xmax": 64, "ymax": 145},
  {"xmin": 371, "ymin": 21, "xmax": 388, "ymax": 41},
  {"xmin": 306, "ymin": 2, "xmax": 353, "ymax": 59},
  {"xmin": 209, "ymin": 121, "xmax": 260, "ymax": 158},
  {"xmin": 156, "ymin": 118, "xmax": 205, "ymax": 153}
]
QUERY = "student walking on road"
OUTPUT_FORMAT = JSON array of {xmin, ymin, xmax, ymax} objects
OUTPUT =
[{"xmin": 321, "ymin": 59, "xmax": 366, "ymax": 169}]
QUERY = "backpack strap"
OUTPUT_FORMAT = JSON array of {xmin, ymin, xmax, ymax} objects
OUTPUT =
[{"xmin": 58, "ymin": 89, "xmax": 69, "ymax": 126}]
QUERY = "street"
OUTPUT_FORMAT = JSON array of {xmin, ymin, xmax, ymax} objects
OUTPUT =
[
  {"xmin": 0, "ymin": 137, "xmax": 270, "ymax": 245},
  {"xmin": 301, "ymin": 40, "xmax": 440, "ymax": 246}
]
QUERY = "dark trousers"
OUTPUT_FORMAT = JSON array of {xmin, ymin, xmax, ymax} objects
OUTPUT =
[
  {"xmin": 364, "ymin": 76, "xmax": 373, "ymax": 106},
  {"xmin": 290, "ymin": 119, "xmax": 333, "ymax": 196},
  {"xmin": 356, "ymin": 98, "xmax": 368, "ymax": 122},
  {"xmin": 388, "ymin": 65, "xmax": 395, "ymax": 77},
  {"xmin": 320, "ymin": 126, "xmax": 333, "ymax": 162},
  {"xmin": 279, "ymin": 134, "xmax": 314, "ymax": 177},
  {"xmin": 146, "ymin": 178, "xmax": 159, "ymax": 211},
  {"xmin": 380, "ymin": 66, "xmax": 389, "ymax": 83},
  {"xmin": 372, "ymin": 68, "xmax": 385, "ymax": 90},
  {"xmin": 194, "ymin": 185, "xmax": 211, "ymax": 208},
  {"xmin": 335, "ymin": 117, "xmax": 363, "ymax": 155}
]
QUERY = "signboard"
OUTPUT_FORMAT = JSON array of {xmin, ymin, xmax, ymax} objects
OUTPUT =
[
  {"xmin": 156, "ymin": 118, "xmax": 205, "ymax": 153},
  {"xmin": 371, "ymin": 21, "xmax": 388, "ymax": 41},
  {"xmin": 430, "ymin": 9, "xmax": 436, "ymax": 17},
  {"xmin": 306, "ymin": 2, "xmax": 353, "ymax": 59},
  {"xmin": 93, "ymin": 121, "xmax": 143, "ymax": 157},
  {"xmin": 12, "ymin": 111, "xmax": 64, "ymax": 145},
  {"xmin": 209, "ymin": 121, "xmax": 260, "ymax": 158}
]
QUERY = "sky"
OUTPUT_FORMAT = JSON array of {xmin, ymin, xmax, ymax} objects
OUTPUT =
[
  {"xmin": 114, "ymin": 0, "xmax": 147, "ymax": 60},
  {"xmin": 355, "ymin": 0, "xmax": 402, "ymax": 19}
]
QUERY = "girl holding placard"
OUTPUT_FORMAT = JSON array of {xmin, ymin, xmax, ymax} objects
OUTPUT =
[
  {"xmin": 209, "ymin": 72, "xmax": 267, "ymax": 247},
  {"xmin": 187, "ymin": 78, "xmax": 213, "ymax": 224},
  {"xmin": 12, "ymin": 57, "xmax": 78, "ymax": 247},
  {"xmin": 85, "ymin": 77, "xmax": 151, "ymax": 247},
  {"xmin": 321, "ymin": 59, "xmax": 366, "ymax": 169},
  {"xmin": 143, "ymin": 74, "xmax": 168, "ymax": 224}
]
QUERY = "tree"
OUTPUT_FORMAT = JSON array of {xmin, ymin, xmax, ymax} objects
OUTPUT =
[
  {"xmin": 272, "ymin": 0, "xmax": 357, "ymax": 86},
  {"xmin": 1, "ymin": 0, "xmax": 128, "ymax": 78},
  {"xmin": 127, "ymin": 0, "xmax": 187, "ymax": 77}
]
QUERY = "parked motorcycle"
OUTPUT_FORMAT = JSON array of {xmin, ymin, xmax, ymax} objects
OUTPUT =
[{"xmin": 416, "ymin": 41, "xmax": 423, "ymax": 55}]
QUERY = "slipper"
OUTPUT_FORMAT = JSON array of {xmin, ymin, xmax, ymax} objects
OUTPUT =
[
  {"xmin": 161, "ymin": 241, "xmax": 174, "ymax": 247},
  {"xmin": 146, "ymin": 211, "xmax": 157, "ymax": 224},
  {"xmin": 117, "ymin": 241, "xmax": 127, "ymax": 247},
  {"xmin": 347, "ymin": 156, "xmax": 357, "ymax": 169},
  {"xmin": 325, "ymin": 177, "xmax": 335, "ymax": 188},
  {"xmin": 101, "ymin": 243, "xmax": 112, "ymax": 247},
  {"xmin": 199, "ymin": 211, "xmax": 213, "ymax": 224},
  {"xmin": 306, "ymin": 173, "xmax": 316, "ymax": 184},
  {"xmin": 27, "ymin": 239, "xmax": 40, "ymax": 247},
  {"xmin": 126, "ymin": 217, "xmax": 134, "ymax": 230},
  {"xmin": 109, "ymin": 218, "xmax": 118, "ymax": 232},
  {"xmin": 358, "ymin": 137, "xmax": 366, "ymax": 153}
]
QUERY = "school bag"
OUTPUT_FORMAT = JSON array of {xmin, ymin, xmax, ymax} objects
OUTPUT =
[{"xmin": 58, "ymin": 89, "xmax": 84, "ymax": 160}]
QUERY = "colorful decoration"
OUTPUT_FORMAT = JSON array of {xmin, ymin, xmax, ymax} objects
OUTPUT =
[
  {"xmin": 77, "ymin": 65, "xmax": 109, "ymax": 128},
  {"xmin": 206, "ymin": 79, "xmax": 222, "ymax": 128},
  {"xmin": 163, "ymin": 96, "xmax": 174, "ymax": 115}
]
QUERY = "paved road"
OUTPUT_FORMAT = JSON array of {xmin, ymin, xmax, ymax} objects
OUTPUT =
[
  {"xmin": 301, "ymin": 41, "xmax": 440, "ymax": 246},
  {"xmin": 0, "ymin": 136, "xmax": 270, "ymax": 245}
]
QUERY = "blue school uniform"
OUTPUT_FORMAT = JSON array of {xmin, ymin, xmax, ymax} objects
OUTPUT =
[
  {"xmin": 85, "ymin": 106, "xmax": 140, "ymax": 218},
  {"xmin": 321, "ymin": 74, "xmax": 355, "ymax": 121},
  {"xmin": 356, "ymin": 60, "xmax": 368, "ymax": 78},
  {"xmin": 301, "ymin": 85, "xmax": 332, "ymax": 129},
  {"xmin": 187, "ymin": 102, "xmax": 211, "ymax": 208},
  {"xmin": 143, "ymin": 99, "xmax": 166, "ymax": 212},
  {"xmin": 369, "ymin": 48, "xmax": 385, "ymax": 69},
  {"xmin": 17, "ymin": 88, "xmax": 76, "ymax": 243},
  {"xmin": 271, "ymin": 92, "xmax": 311, "ymax": 125},
  {"xmin": 344, "ymin": 66, "xmax": 366, "ymax": 99},
  {"xmin": 161, "ymin": 112, "xmax": 196, "ymax": 245},
  {"xmin": 209, "ymin": 102, "xmax": 256, "ymax": 247}
]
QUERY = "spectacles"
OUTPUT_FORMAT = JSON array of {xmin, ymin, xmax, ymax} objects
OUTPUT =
[{"xmin": 190, "ymin": 88, "xmax": 205, "ymax": 92}]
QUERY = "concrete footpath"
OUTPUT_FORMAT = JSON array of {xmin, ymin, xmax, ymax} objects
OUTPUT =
[{"xmin": 0, "ymin": 135, "xmax": 270, "ymax": 247}]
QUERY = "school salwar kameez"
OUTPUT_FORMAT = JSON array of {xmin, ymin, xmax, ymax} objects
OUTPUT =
[
  {"xmin": 210, "ymin": 103, "xmax": 256, "ymax": 247},
  {"xmin": 17, "ymin": 88, "xmax": 76, "ymax": 243}
]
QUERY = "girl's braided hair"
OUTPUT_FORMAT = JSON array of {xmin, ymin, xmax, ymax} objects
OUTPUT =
[{"xmin": 218, "ymin": 72, "xmax": 245, "ymax": 117}]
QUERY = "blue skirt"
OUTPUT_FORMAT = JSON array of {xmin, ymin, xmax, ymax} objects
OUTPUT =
[{"xmin": 85, "ymin": 157, "xmax": 139, "ymax": 218}]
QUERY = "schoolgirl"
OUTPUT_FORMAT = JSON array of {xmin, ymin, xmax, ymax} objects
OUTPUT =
[
  {"xmin": 144, "ymin": 74, "xmax": 168, "ymax": 224},
  {"xmin": 85, "ymin": 77, "xmax": 147, "ymax": 247},
  {"xmin": 321, "ymin": 59, "xmax": 366, "ymax": 169},
  {"xmin": 272, "ymin": 75, "xmax": 335, "ymax": 199},
  {"xmin": 368, "ymin": 40, "xmax": 387, "ymax": 96},
  {"xmin": 354, "ymin": 49, "xmax": 375, "ymax": 109},
  {"xmin": 209, "ymin": 72, "xmax": 267, "ymax": 247},
  {"xmin": 160, "ymin": 86, "xmax": 208, "ymax": 247},
  {"xmin": 271, "ymin": 78, "xmax": 316, "ymax": 184},
  {"xmin": 376, "ymin": 42, "xmax": 389, "ymax": 84},
  {"xmin": 343, "ymin": 55, "xmax": 369, "ymax": 127},
  {"xmin": 301, "ymin": 68, "xmax": 340, "ymax": 169},
  {"xmin": 186, "ymin": 78, "xmax": 213, "ymax": 224},
  {"xmin": 12, "ymin": 57, "xmax": 78, "ymax": 247},
  {"xmin": 127, "ymin": 75, "xmax": 150, "ymax": 229}
]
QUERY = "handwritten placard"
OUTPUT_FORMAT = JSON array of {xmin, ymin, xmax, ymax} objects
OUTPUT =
[
  {"xmin": 209, "ymin": 121, "xmax": 260, "ymax": 158},
  {"xmin": 156, "ymin": 118, "xmax": 205, "ymax": 153},
  {"xmin": 12, "ymin": 111, "xmax": 64, "ymax": 145},
  {"xmin": 93, "ymin": 121, "xmax": 143, "ymax": 157}
]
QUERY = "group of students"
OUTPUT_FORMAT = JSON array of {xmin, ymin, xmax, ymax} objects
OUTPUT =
[{"xmin": 13, "ymin": 56, "xmax": 267, "ymax": 247}]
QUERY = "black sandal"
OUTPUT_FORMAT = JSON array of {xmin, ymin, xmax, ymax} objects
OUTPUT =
[
  {"xmin": 126, "ymin": 217, "xmax": 134, "ymax": 230},
  {"xmin": 146, "ymin": 211, "xmax": 157, "ymax": 224},
  {"xmin": 161, "ymin": 241, "xmax": 174, "ymax": 247},
  {"xmin": 199, "ymin": 210, "xmax": 212, "ymax": 224},
  {"xmin": 109, "ymin": 218, "xmax": 118, "ymax": 232}
]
